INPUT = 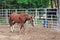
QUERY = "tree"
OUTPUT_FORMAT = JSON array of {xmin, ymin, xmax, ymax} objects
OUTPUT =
[
  {"xmin": 50, "ymin": 0, "xmax": 58, "ymax": 8},
  {"xmin": 17, "ymin": 0, "xmax": 50, "ymax": 8},
  {"xmin": 0, "ymin": 0, "xmax": 58, "ymax": 9}
]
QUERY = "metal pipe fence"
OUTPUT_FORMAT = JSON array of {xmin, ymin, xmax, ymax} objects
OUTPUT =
[{"xmin": 0, "ymin": 8, "xmax": 58, "ymax": 28}]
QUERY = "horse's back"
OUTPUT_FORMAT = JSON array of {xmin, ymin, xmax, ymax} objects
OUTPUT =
[
  {"xmin": 9, "ymin": 13, "xmax": 28, "ymax": 23},
  {"xmin": 21, "ymin": 14, "xmax": 31, "ymax": 19},
  {"xmin": 9, "ymin": 13, "xmax": 20, "ymax": 22}
]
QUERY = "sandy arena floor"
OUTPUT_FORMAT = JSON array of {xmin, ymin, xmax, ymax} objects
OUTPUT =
[{"xmin": 0, "ymin": 25, "xmax": 60, "ymax": 40}]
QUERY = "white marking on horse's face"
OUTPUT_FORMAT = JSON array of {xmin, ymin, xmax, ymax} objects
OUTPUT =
[{"xmin": 33, "ymin": 18, "xmax": 34, "ymax": 21}]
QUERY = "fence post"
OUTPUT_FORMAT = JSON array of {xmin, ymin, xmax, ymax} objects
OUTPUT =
[
  {"xmin": 15, "ymin": 9, "xmax": 17, "ymax": 13},
  {"xmin": 5, "ymin": 9, "xmax": 8, "ymax": 24},
  {"xmin": 55, "ymin": 9, "xmax": 58, "ymax": 29},
  {"xmin": 35, "ymin": 8, "xmax": 38, "ymax": 25},
  {"xmin": 51, "ymin": 15, "xmax": 53, "ymax": 28},
  {"xmin": 58, "ymin": 0, "xmax": 60, "ymax": 30},
  {"xmin": 25, "ymin": 10, "xmax": 29, "ymax": 25}
]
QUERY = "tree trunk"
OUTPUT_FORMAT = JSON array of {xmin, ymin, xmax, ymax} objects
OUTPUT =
[{"xmin": 51, "ymin": 0, "xmax": 54, "ymax": 8}]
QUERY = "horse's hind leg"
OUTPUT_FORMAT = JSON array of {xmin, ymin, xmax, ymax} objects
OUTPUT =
[
  {"xmin": 9, "ymin": 23, "xmax": 13, "ymax": 32},
  {"xmin": 10, "ymin": 21, "xmax": 15, "ymax": 32}
]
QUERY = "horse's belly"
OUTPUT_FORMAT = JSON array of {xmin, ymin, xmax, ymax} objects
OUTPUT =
[{"xmin": 14, "ymin": 20, "xmax": 20, "ymax": 23}]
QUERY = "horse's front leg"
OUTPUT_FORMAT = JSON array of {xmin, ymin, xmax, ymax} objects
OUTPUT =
[{"xmin": 20, "ymin": 24, "xmax": 25, "ymax": 33}]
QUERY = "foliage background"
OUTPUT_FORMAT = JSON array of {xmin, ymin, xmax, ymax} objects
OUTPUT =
[{"xmin": 0, "ymin": 0, "xmax": 58, "ymax": 9}]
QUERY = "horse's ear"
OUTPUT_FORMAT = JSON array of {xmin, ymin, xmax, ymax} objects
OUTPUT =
[
  {"xmin": 31, "ymin": 16, "xmax": 35, "ymax": 19},
  {"xmin": 32, "ymin": 15, "xmax": 35, "ymax": 17},
  {"xmin": 33, "ymin": 15, "xmax": 35, "ymax": 18}
]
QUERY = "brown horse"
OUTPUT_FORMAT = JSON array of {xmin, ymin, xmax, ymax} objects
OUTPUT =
[{"xmin": 9, "ymin": 12, "xmax": 35, "ymax": 32}]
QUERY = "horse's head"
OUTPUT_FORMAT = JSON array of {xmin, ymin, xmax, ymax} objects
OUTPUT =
[{"xmin": 30, "ymin": 16, "xmax": 35, "ymax": 27}]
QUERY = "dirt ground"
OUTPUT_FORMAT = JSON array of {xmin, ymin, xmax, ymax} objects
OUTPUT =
[{"xmin": 0, "ymin": 25, "xmax": 60, "ymax": 40}]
